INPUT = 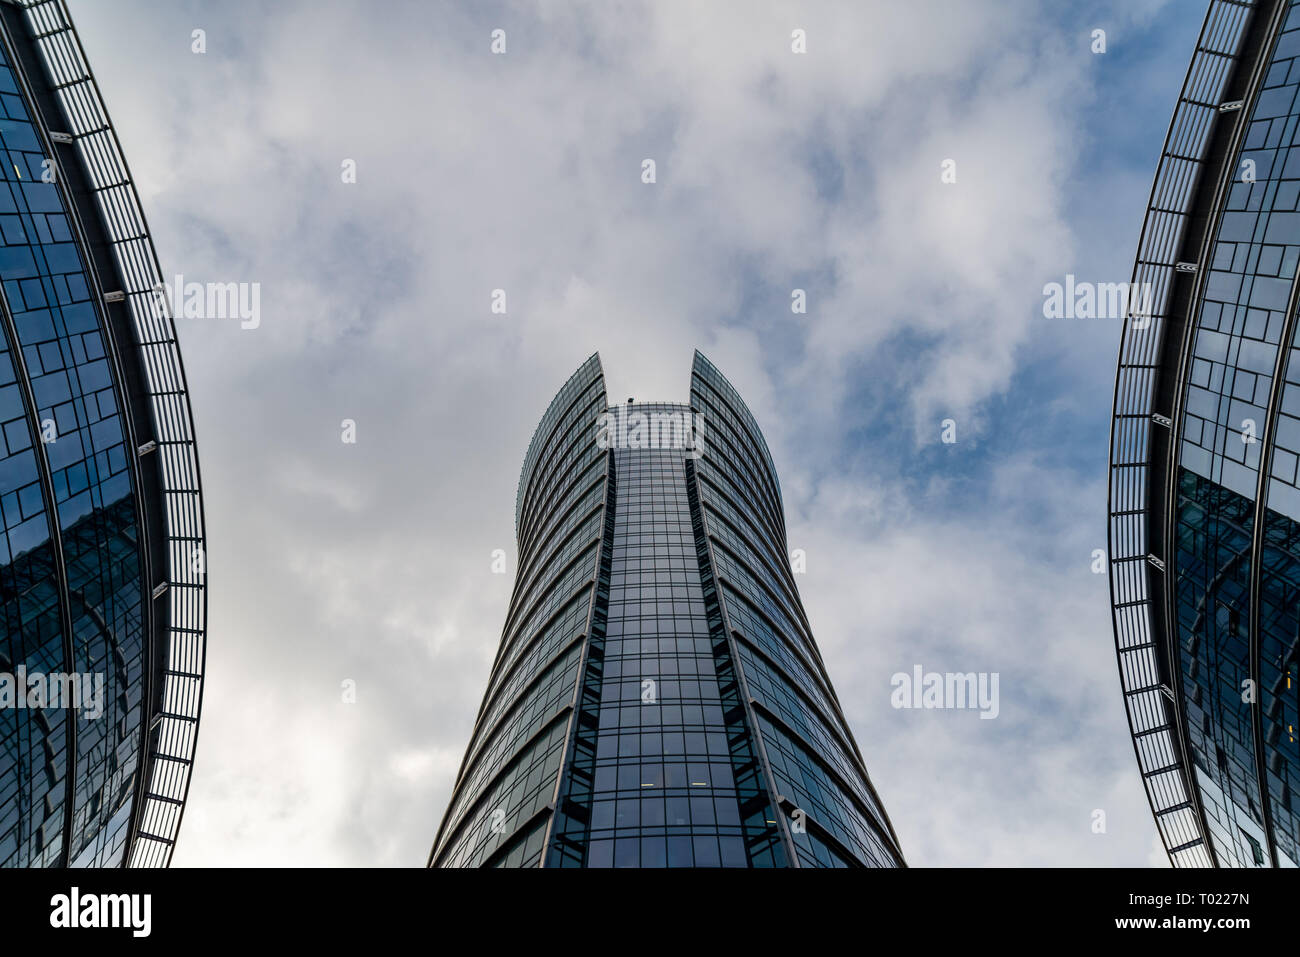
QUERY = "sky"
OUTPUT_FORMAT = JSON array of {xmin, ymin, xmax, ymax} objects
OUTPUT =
[{"xmin": 61, "ymin": 0, "xmax": 1210, "ymax": 867}]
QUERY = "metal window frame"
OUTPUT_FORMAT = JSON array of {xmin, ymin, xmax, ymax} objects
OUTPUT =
[
  {"xmin": 10, "ymin": 0, "xmax": 208, "ymax": 868},
  {"xmin": 1107, "ymin": 0, "xmax": 1267, "ymax": 868}
]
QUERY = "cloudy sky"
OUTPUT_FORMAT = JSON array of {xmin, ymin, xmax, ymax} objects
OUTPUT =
[{"xmin": 64, "ymin": 0, "xmax": 1205, "ymax": 867}]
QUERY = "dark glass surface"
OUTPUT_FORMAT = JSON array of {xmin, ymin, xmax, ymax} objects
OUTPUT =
[
  {"xmin": 431, "ymin": 354, "xmax": 904, "ymax": 867},
  {"xmin": 1173, "ymin": 470, "xmax": 1265, "ymax": 867},
  {"xmin": 1161, "ymin": 0, "xmax": 1300, "ymax": 867},
  {"xmin": 0, "ymin": 25, "xmax": 144, "ymax": 868}
]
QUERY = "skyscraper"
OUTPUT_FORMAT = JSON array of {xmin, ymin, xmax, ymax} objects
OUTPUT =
[
  {"xmin": 430, "ymin": 352, "xmax": 904, "ymax": 868},
  {"xmin": 1109, "ymin": 0, "xmax": 1300, "ymax": 867},
  {"xmin": 0, "ymin": 0, "xmax": 206, "ymax": 867}
]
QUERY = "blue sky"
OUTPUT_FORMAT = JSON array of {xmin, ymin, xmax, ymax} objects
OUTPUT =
[{"xmin": 62, "ymin": 0, "xmax": 1215, "ymax": 866}]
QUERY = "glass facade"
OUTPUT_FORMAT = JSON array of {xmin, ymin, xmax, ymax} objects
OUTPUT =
[
  {"xmin": 0, "ymin": 0, "xmax": 206, "ymax": 867},
  {"xmin": 431, "ymin": 352, "xmax": 904, "ymax": 867},
  {"xmin": 1114, "ymin": 0, "xmax": 1300, "ymax": 867}
]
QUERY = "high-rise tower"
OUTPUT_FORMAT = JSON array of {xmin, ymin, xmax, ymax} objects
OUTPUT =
[
  {"xmin": 431, "ymin": 352, "xmax": 903, "ymax": 868},
  {"xmin": 1109, "ymin": 0, "xmax": 1300, "ymax": 867},
  {"xmin": 0, "ymin": 0, "xmax": 206, "ymax": 867}
]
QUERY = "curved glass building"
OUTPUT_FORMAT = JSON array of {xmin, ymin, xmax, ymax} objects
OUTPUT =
[
  {"xmin": 430, "ymin": 352, "xmax": 904, "ymax": 868},
  {"xmin": 0, "ymin": 0, "xmax": 206, "ymax": 867},
  {"xmin": 1109, "ymin": 0, "xmax": 1300, "ymax": 867}
]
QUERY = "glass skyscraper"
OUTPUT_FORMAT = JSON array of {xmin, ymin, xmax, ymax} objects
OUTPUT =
[
  {"xmin": 0, "ymin": 0, "xmax": 206, "ymax": 867},
  {"xmin": 430, "ymin": 352, "xmax": 904, "ymax": 868},
  {"xmin": 1109, "ymin": 0, "xmax": 1300, "ymax": 867}
]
